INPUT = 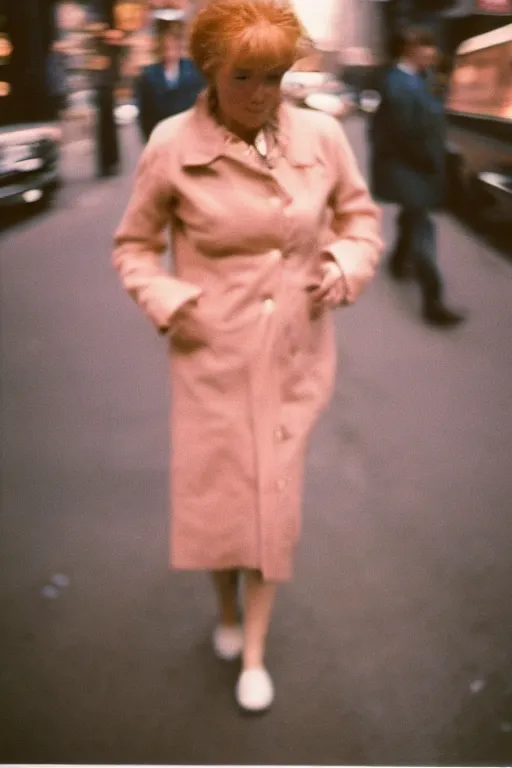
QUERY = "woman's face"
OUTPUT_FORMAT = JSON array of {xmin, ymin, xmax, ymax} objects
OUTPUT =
[{"xmin": 213, "ymin": 64, "xmax": 287, "ymax": 135}]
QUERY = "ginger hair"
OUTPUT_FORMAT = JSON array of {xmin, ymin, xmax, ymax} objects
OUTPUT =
[{"xmin": 188, "ymin": 0, "xmax": 311, "ymax": 78}]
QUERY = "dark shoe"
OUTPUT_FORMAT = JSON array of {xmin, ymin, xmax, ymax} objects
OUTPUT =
[
  {"xmin": 423, "ymin": 301, "xmax": 466, "ymax": 328},
  {"xmin": 388, "ymin": 258, "xmax": 412, "ymax": 281},
  {"xmin": 99, "ymin": 163, "xmax": 119, "ymax": 178}
]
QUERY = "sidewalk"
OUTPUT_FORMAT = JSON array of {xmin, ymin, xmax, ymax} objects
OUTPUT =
[
  {"xmin": 60, "ymin": 104, "xmax": 96, "ymax": 146},
  {"xmin": 56, "ymin": 102, "xmax": 97, "ymax": 195},
  {"xmin": 57, "ymin": 115, "xmax": 142, "ymax": 205}
]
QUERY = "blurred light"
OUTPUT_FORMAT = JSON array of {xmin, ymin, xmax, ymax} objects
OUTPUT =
[
  {"xmin": 22, "ymin": 190, "xmax": 43, "ymax": 203},
  {"xmin": 0, "ymin": 126, "xmax": 62, "ymax": 146},
  {"xmin": 359, "ymin": 90, "xmax": 381, "ymax": 113},
  {"xmin": 3, "ymin": 144, "xmax": 32, "ymax": 165},
  {"xmin": 304, "ymin": 92, "xmax": 346, "ymax": 117},
  {"xmin": 0, "ymin": 36, "xmax": 13, "ymax": 58},
  {"xmin": 282, "ymin": 72, "xmax": 331, "ymax": 89},
  {"xmin": 479, "ymin": 172, "xmax": 510, "ymax": 192},
  {"xmin": 0, "ymin": 81, "xmax": 11, "ymax": 97},
  {"xmin": 115, "ymin": 103, "xmax": 139, "ymax": 125},
  {"xmin": 152, "ymin": 9, "xmax": 186, "ymax": 21},
  {"xmin": 17, "ymin": 159, "xmax": 44, "ymax": 172},
  {"xmin": 115, "ymin": 2, "xmax": 146, "ymax": 31}
]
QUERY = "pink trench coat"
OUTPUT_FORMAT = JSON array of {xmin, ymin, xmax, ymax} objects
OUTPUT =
[{"xmin": 113, "ymin": 92, "xmax": 382, "ymax": 582}]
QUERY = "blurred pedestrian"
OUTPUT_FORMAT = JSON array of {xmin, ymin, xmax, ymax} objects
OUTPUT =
[
  {"xmin": 369, "ymin": 27, "xmax": 466, "ymax": 327},
  {"xmin": 90, "ymin": 25, "xmax": 123, "ymax": 178},
  {"xmin": 47, "ymin": 48, "xmax": 69, "ymax": 115},
  {"xmin": 135, "ymin": 17, "xmax": 205, "ymax": 142},
  {"xmin": 113, "ymin": 0, "xmax": 381, "ymax": 713}
]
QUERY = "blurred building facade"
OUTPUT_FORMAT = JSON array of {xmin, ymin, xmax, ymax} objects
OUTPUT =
[
  {"xmin": 293, "ymin": 0, "xmax": 385, "ymax": 66},
  {"xmin": 443, "ymin": 0, "xmax": 511, "ymax": 54},
  {"xmin": 1, "ymin": 0, "xmax": 61, "ymax": 123},
  {"xmin": 382, "ymin": 0, "xmax": 512, "ymax": 55},
  {"xmin": 2, "ymin": 0, "xmax": 510, "ymax": 128},
  {"xmin": 293, "ymin": 0, "xmax": 511, "ymax": 65}
]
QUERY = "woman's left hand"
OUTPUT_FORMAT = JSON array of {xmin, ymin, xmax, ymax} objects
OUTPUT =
[{"xmin": 309, "ymin": 259, "xmax": 348, "ymax": 311}]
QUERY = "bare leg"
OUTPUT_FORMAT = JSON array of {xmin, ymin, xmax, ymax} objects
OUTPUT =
[
  {"xmin": 242, "ymin": 569, "xmax": 277, "ymax": 670},
  {"xmin": 211, "ymin": 569, "xmax": 240, "ymax": 627}
]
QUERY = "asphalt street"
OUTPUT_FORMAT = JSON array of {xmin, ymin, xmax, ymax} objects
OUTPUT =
[{"xmin": 1, "ymin": 117, "xmax": 511, "ymax": 765}]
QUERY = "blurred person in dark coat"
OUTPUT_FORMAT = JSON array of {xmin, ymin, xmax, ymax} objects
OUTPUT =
[
  {"xmin": 135, "ymin": 18, "xmax": 205, "ymax": 143},
  {"xmin": 369, "ymin": 27, "xmax": 465, "ymax": 328},
  {"xmin": 88, "ymin": 0, "xmax": 124, "ymax": 178}
]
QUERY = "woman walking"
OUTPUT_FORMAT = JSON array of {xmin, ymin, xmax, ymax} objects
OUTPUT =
[{"xmin": 113, "ymin": 0, "xmax": 382, "ymax": 713}]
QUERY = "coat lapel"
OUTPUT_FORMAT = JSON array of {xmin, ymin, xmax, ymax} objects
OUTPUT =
[{"xmin": 152, "ymin": 63, "xmax": 170, "ymax": 100}]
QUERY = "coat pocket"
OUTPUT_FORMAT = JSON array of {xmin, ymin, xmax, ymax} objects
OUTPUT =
[{"xmin": 169, "ymin": 301, "xmax": 211, "ymax": 353}]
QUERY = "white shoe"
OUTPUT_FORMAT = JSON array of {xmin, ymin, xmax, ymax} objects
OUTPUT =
[
  {"xmin": 212, "ymin": 624, "xmax": 244, "ymax": 661},
  {"xmin": 236, "ymin": 667, "xmax": 274, "ymax": 712}
]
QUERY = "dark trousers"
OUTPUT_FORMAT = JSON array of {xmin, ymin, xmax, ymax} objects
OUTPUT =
[
  {"xmin": 95, "ymin": 85, "xmax": 120, "ymax": 177},
  {"xmin": 391, "ymin": 207, "xmax": 443, "ymax": 307}
]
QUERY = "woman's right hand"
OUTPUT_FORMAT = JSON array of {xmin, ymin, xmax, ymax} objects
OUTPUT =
[{"xmin": 169, "ymin": 298, "xmax": 210, "ymax": 351}]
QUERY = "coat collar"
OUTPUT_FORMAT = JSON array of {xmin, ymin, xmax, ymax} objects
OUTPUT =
[
  {"xmin": 396, "ymin": 60, "xmax": 418, "ymax": 77},
  {"xmin": 154, "ymin": 59, "xmax": 189, "ymax": 83},
  {"xmin": 180, "ymin": 91, "xmax": 318, "ymax": 169}
]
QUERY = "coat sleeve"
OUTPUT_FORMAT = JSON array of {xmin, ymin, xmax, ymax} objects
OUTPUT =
[
  {"xmin": 322, "ymin": 118, "xmax": 383, "ymax": 304},
  {"xmin": 113, "ymin": 130, "xmax": 202, "ymax": 333}
]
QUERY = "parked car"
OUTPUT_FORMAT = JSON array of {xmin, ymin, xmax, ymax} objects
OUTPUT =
[
  {"xmin": 444, "ymin": 23, "xmax": 512, "ymax": 228},
  {"xmin": 0, "ymin": 122, "xmax": 61, "ymax": 209}
]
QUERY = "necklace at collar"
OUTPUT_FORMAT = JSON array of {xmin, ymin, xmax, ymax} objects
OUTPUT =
[
  {"xmin": 207, "ymin": 89, "xmax": 280, "ymax": 164},
  {"xmin": 254, "ymin": 130, "xmax": 269, "ymax": 159}
]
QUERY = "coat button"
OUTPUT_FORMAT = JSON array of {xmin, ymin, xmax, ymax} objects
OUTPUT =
[
  {"xmin": 277, "ymin": 478, "xmax": 286, "ymax": 491},
  {"xmin": 262, "ymin": 297, "xmax": 275, "ymax": 314},
  {"xmin": 274, "ymin": 426, "xmax": 285, "ymax": 441}
]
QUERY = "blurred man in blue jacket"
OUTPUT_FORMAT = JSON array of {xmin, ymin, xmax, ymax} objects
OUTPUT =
[
  {"xmin": 370, "ymin": 27, "xmax": 465, "ymax": 327},
  {"xmin": 135, "ymin": 18, "xmax": 205, "ymax": 143}
]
